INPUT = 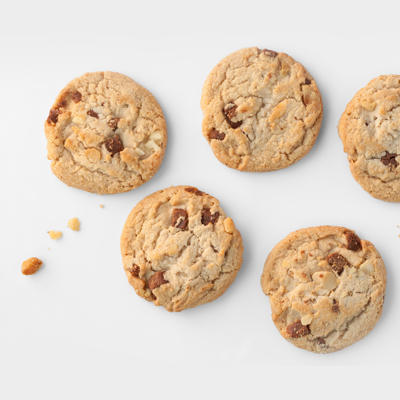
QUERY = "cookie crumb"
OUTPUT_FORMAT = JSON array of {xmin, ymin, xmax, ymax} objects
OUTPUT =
[
  {"xmin": 48, "ymin": 231, "xmax": 62, "ymax": 240},
  {"xmin": 21, "ymin": 257, "xmax": 43, "ymax": 275},
  {"xmin": 68, "ymin": 217, "xmax": 80, "ymax": 231},
  {"xmin": 100, "ymin": 205, "xmax": 104, "ymax": 208}
]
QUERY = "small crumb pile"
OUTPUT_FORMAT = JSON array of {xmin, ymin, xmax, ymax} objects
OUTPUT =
[
  {"xmin": 48, "ymin": 231, "xmax": 62, "ymax": 240},
  {"xmin": 68, "ymin": 217, "xmax": 80, "ymax": 231},
  {"xmin": 21, "ymin": 257, "xmax": 43, "ymax": 275}
]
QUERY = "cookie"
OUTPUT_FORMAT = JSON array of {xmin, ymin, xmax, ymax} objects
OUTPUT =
[
  {"xmin": 120, "ymin": 185, "xmax": 243, "ymax": 312},
  {"xmin": 45, "ymin": 71, "xmax": 167, "ymax": 194},
  {"xmin": 201, "ymin": 47, "xmax": 323, "ymax": 172},
  {"xmin": 260, "ymin": 226, "xmax": 386, "ymax": 353},
  {"xmin": 338, "ymin": 75, "xmax": 400, "ymax": 202}
]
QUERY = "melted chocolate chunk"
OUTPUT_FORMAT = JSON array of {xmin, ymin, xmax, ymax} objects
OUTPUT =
[
  {"xmin": 261, "ymin": 48, "xmax": 278, "ymax": 57},
  {"xmin": 305, "ymin": 78, "xmax": 311, "ymax": 85},
  {"xmin": 185, "ymin": 187, "xmax": 205, "ymax": 196},
  {"xmin": 71, "ymin": 91, "xmax": 82, "ymax": 103},
  {"xmin": 105, "ymin": 134, "xmax": 124, "ymax": 156},
  {"xmin": 286, "ymin": 320, "xmax": 310, "ymax": 338},
  {"xmin": 108, "ymin": 117, "xmax": 120, "ymax": 131},
  {"xmin": 225, "ymin": 105, "xmax": 238, "ymax": 120},
  {"xmin": 47, "ymin": 109, "xmax": 59, "ymax": 124},
  {"xmin": 332, "ymin": 299, "xmax": 340, "ymax": 313},
  {"xmin": 326, "ymin": 253, "xmax": 348, "ymax": 275},
  {"xmin": 316, "ymin": 338, "xmax": 327, "ymax": 347},
  {"xmin": 208, "ymin": 129, "xmax": 225, "ymax": 141},
  {"xmin": 171, "ymin": 209, "xmax": 188, "ymax": 229},
  {"xmin": 223, "ymin": 104, "xmax": 243, "ymax": 129},
  {"xmin": 381, "ymin": 151, "xmax": 399, "ymax": 167},
  {"xmin": 57, "ymin": 101, "xmax": 67, "ymax": 108},
  {"xmin": 148, "ymin": 271, "xmax": 168, "ymax": 290},
  {"xmin": 87, "ymin": 110, "xmax": 99, "ymax": 119},
  {"xmin": 345, "ymin": 231, "xmax": 362, "ymax": 251},
  {"xmin": 201, "ymin": 208, "xmax": 219, "ymax": 225},
  {"xmin": 130, "ymin": 264, "xmax": 140, "ymax": 277}
]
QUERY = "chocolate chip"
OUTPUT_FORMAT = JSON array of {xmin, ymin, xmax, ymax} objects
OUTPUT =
[
  {"xmin": 105, "ymin": 134, "xmax": 124, "ymax": 156},
  {"xmin": 261, "ymin": 48, "xmax": 278, "ymax": 57},
  {"xmin": 108, "ymin": 117, "xmax": 120, "ymax": 131},
  {"xmin": 305, "ymin": 78, "xmax": 311, "ymax": 85},
  {"xmin": 148, "ymin": 271, "xmax": 168, "ymax": 290},
  {"xmin": 87, "ymin": 110, "xmax": 99, "ymax": 119},
  {"xmin": 226, "ymin": 105, "xmax": 238, "ymax": 120},
  {"xmin": 47, "ymin": 109, "xmax": 59, "ymax": 124},
  {"xmin": 316, "ymin": 338, "xmax": 327, "ymax": 347},
  {"xmin": 381, "ymin": 151, "xmax": 399, "ymax": 167},
  {"xmin": 201, "ymin": 208, "xmax": 219, "ymax": 226},
  {"xmin": 326, "ymin": 252, "xmax": 348, "ymax": 275},
  {"xmin": 286, "ymin": 320, "xmax": 310, "ymax": 338},
  {"xmin": 171, "ymin": 209, "xmax": 188, "ymax": 229},
  {"xmin": 57, "ymin": 101, "xmax": 67, "ymax": 108},
  {"xmin": 332, "ymin": 298, "xmax": 340, "ymax": 313},
  {"xmin": 130, "ymin": 264, "xmax": 140, "ymax": 277},
  {"xmin": 185, "ymin": 187, "xmax": 205, "ymax": 196},
  {"xmin": 345, "ymin": 231, "xmax": 362, "ymax": 251},
  {"xmin": 71, "ymin": 91, "xmax": 82, "ymax": 103},
  {"xmin": 208, "ymin": 129, "xmax": 225, "ymax": 141},
  {"xmin": 223, "ymin": 104, "xmax": 243, "ymax": 129}
]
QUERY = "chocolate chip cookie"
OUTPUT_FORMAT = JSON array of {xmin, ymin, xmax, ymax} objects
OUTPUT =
[
  {"xmin": 45, "ymin": 71, "xmax": 167, "ymax": 194},
  {"xmin": 201, "ymin": 47, "xmax": 323, "ymax": 172},
  {"xmin": 338, "ymin": 75, "xmax": 400, "ymax": 202},
  {"xmin": 120, "ymin": 186, "xmax": 243, "ymax": 312},
  {"xmin": 260, "ymin": 226, "xmax": 386, "ymax": 353}
]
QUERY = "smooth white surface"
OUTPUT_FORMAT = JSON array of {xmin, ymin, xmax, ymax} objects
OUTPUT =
[{"xmin": 1, "ymin": 0, "xmax": 399, "ymax": 398}]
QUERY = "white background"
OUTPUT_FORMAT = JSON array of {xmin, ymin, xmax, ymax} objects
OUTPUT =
[{"xmin": 1, "ymin": 0, "xmax": 399, "ymax": 398}]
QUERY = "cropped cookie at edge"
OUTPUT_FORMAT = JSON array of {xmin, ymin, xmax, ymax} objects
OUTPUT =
[
  {"xmin": 260, "ymin": 226, "xmax": 386, "ymax": 353},
  {"xmin": 45, "ymin": 71, "xmax": 167, "ymax": 194},
  {"xmin": 338, "ymin": 75, "xmax": 400, "ymax": 202},
  {"xmin": 120, "ymin": 186, "xmax": 243, "ymax": 312},
  {"xmin": 201, "ymin": 47, "xmax": 323, "ymax": 172}
]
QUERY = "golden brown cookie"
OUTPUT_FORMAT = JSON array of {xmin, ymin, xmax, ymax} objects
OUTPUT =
[
  {"xmin": 120, "ymin": 186, "xmax": 243, "ymax": 312},
  {"xmin": 261, "ymin": 226, "xmax": 386, "ymax": 353},
  {"xmin": 338, "ymin": 75, "xmax": 400, "ymax": 202},
  {"xmin": 45, "ymin": 71, "xmax": 167, "ymax": 194},
  {"xmin": 201, "ymin": 47, "xmax": 323, "ymax": 171}
]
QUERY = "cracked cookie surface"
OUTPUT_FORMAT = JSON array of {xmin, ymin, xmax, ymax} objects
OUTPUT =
[
  {"xmin": 120, "ymin": 185, "xmax": 243, "ymax": 312},
  {"xmin": 201, "ymin": 47, "xmax": 323, "ymax": 172},
  {"xmin": 45, "ymin": 71, "xmax": 167, "ymax": 194},
  {"xmin": 338, "ymin": 75, "xmax": 400, "ymax": 202},
  {"xmin": 260, "ymin": 226, "xmax": 386, "ymax": 353}
]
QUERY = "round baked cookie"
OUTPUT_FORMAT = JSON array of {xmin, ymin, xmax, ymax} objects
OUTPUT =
[
  {"xmin": 44, "ymin": 71, "xmax": 167, "ymax": 194},
  {"xmin": 201, "ymin": 47, "xmax": 323, "ymax": 172},
  {"xmin": 260, "ymin": 226, "xmax": 386, "ymax": 354},
  {"xmin": 120, "ymin": 185, "xmax": 243, "ymax": 312},
  {"xmin": 338, "ymin": 75, "xmax": 400, "ymax": 202}
]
